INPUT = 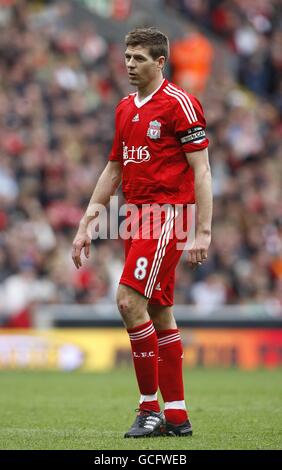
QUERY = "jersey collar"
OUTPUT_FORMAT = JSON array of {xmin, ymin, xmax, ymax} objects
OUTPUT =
[{"xmin": 134, "ymin": 78, "xmax": 166, "ymax": 108}]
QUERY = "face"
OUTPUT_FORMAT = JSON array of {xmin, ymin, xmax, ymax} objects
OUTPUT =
[{"xmin": 125, "ymin": 45, "xmax": 164, "ymax": 88}]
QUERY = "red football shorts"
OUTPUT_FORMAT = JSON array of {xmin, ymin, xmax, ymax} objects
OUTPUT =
[{"xmin": 119, "ymin": 204, "xmax": 191, "ymax": 306}]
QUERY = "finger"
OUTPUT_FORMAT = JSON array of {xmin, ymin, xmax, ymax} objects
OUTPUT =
[
  {"xmin": 201, "ymin": 249, "xmax": 208, "ymax": 261},
  {"xmin": 196, "ymin": 249, "xmax": 202, "ymax": 263},
  {"xmin": 72, "ymin": 255, "xmax": 80, "ymax": 269},
  {"xmin": 187, "ymin": 251, "xmax": 193, "ymax": 266},
  {"xmin": 188, "ymin": 250, "xmax": 197, "ymax": 267},
  {"xmin": 84, "ymin": 241, "xmax": 90, "ymax": 258},
  {"xmin": 190, "ymin": 250, "xmax": 197, "ymax": 265},
  {"xmin": 72, "ymin": 245, "xmax": 82, "ymax": 268}
]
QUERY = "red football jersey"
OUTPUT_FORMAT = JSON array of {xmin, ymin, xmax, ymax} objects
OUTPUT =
[{"xmin": 109, "ymin": 78, "xmax": 209, "ymax": 204}]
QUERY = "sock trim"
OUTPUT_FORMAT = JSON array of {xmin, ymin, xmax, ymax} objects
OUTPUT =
[
  {"xmin": 128, "ymin": 323, "xmax": 155, "ymax": 341},
  {"xmin": 164, "ymin": 400, "xmax": 186, "ymax": 410},
  {"xmin": 139, "ymin": 393, "xmax": 158, "ymax": 403},
  {"xmin": 158, "ymin": 333, "xmax": 181, "ymax": 346}
]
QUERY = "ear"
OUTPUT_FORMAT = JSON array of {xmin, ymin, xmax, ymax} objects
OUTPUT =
[{"xmin": 157, "ymin": 56, "xmax": 165, "ymax": 70}]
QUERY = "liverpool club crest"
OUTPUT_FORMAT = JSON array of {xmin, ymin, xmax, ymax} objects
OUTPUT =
[{"xmin": 147, "ymin": 120, "xmax": 161, "ymax": 139}]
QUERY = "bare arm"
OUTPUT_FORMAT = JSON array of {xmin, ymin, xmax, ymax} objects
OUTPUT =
[
  {"xmin": 81, "ymin": 161, "xmax": 121, "ymax": 225},
  {"xmin": 185, "ymin": 148, "xmax": 213, "ymax": 267},
  {"xmin": 72, "ymin": 161, "xmax": 122, "ymax": 268}
]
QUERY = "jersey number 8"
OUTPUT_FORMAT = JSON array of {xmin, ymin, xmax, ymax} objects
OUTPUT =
[{"xmin": 134, "ymin": 257, "xmax": 148, "ymax": 280}]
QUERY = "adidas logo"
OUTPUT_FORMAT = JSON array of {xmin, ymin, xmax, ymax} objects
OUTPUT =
[
  {"xmin": 132, "ymin": 113, "xmax": 139, "ymax": 122},
  {"xmin": 155, "ymin": 282, "xmax": 161, "ymax": 291}
]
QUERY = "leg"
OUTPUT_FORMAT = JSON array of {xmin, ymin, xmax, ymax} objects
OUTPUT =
[
  {"xmin": 117, "ymin": 283, "xmax": 163, "ymax": 438},
  {"xmin": 147, "ymin": 304, "xmax": 176, "ymax": 330},
  {"xmin": 116, "ymin": 283, "xmax": 149, "ymax": 329},
  {"xmin": 148, "ymin": 303, "xmax": 192, "ymax": 436},
  {"xmin": 119, "ymin": 205, "xmax": 188, "ymax": 437}
]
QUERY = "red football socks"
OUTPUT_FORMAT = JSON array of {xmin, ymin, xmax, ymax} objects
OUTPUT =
[
  {"xmin": 127, "ymin": 320, "xmax": 160, "ymax": 412},
  {"xmin": 157, "ymin": 328, "xmax": 188, "ymax": 424}
]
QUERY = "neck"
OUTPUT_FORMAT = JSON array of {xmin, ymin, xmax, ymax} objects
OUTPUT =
[{"xmin": 137, "ymin": 74, "xmax": 164, "ymax": 101}]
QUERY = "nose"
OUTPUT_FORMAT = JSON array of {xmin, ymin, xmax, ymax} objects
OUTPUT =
[{"xmin": 127, "ymin": 57, "xmax": 136, "ymax": 68}]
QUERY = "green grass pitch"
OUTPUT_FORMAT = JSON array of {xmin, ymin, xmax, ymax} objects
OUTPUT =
[{"xmin": 0, "ymin": 368, "xmax": 281, "ymax": 450}]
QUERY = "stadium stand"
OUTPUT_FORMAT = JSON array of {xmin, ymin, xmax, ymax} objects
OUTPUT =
[{"xmin": 0, "ymin": 0, "xmax": 281, "ymax": 327}]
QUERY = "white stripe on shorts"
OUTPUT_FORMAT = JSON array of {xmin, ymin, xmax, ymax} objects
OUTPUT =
[{"xmin": 144, "ymin": 206, "xmax": 176, "ymax": 299}]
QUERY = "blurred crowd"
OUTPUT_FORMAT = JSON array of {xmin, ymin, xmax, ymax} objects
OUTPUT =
[
  {"xmin": 167, "ymin": 0, "xmax": 282, "ymax": 102},
  {"xmin": 0, "ymin": 0, "xmax": 281, "ymax": 326}
]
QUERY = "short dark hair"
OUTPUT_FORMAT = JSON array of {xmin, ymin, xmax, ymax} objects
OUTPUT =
[{"xmin": 125, "ymin": 27, "xmax": 169, "ymax": 62}]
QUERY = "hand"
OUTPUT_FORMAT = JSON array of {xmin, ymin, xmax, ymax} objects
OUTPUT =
[
  {"xmin": 187, "ymin": 231, "xmax": 211, "ymax": 269},
  {"xmin": 72, "ymin": 225, "xmax": 91, "ymax": 269}
]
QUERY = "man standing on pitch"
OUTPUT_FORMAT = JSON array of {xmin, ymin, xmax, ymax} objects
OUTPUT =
[{"xmin": 72, "ymin": 28, "xmax": 212, "ymax": 438}]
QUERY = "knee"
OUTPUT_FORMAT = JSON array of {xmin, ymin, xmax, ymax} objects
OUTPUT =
[
  {"xmin": 116, "ymin": 285, "xmax": 149, "ymax": 327},
  {"xmin": 117, "ymin": 296, "xmax": 132, "ymax": 318},
  {"xmin": 116, "ymin": 288, "xmax": 134, "ymax": 319}
]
